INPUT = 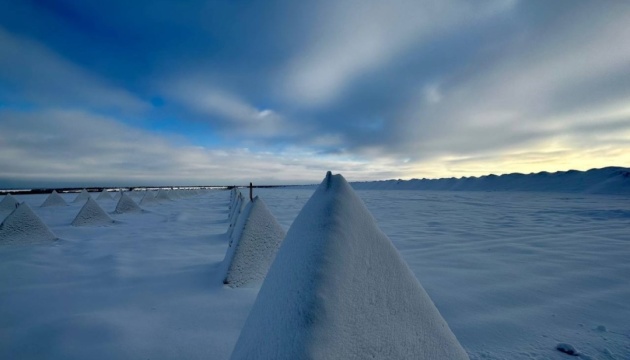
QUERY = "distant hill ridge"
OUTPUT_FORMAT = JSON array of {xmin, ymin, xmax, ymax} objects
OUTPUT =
[{"xmin": 351, "ymin": 167, "xmax": 630, "ymax": 195}]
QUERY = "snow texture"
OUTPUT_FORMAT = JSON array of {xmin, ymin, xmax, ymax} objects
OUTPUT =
[
  {"xmin": 351, "ymin": 166, "xmax": 630, "ymax": 195},
  {"xmin": 222, "ymin": 196, "xmax": 286, "ymax": 288},
  {"xmin": 96, "ymin": 190, "xmax": 114, "ymax": 201},
  {"xmin": 230, "ymin": 172, "xmax": 469, "ymax": 360},
  {"xmin": 72, "ymin": 189, "xmax": 91, "ymax": 203},
  {"xmin": 0, "ymin": 203, "xmax": 56, "ymax": 244},
  {"xmin": 41, "ymin": 190, "xmax": 68, "ymax": 207},
  {"xmin": 0, "ymin": 193, "xmax": 20, "ymax": 218},
  {"xmin": 114, "ymin": 193, "xmax": 142, "ymax": 214},
  {"xmin": 72, "ymin": 197, "xmax": 114, "ymax": 226}
]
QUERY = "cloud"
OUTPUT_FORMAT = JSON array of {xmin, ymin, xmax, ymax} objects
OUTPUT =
[
  {"xmin": 163, "ymin": 77, "xmax": 299, "ymax": 139},
  {"xmin": 280, "ymin": 0, "xmax": 517, "ymax": 107},
  {"xmin": 0, "ymin": 26, "xmax": 147, "ymax": 112},
  {"xmin": 0, "ymin": 108, "xmax": 404, "ymax": 187}
]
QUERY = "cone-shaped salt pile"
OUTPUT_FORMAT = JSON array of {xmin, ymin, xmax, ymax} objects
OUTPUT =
[
  {"xmin": 155, "ymin": 189, "xmax": 172, "ymax": 202},
  {"xmin": 139, "ymin": 191, "xmax": 157, "ymax": 206},
  {"xmin": 72, "ymin": 189, "xmax": 91, "ymax": 203},
  {"xmin": 230, "ymin": 172, "xmax": 469, "ymax": 360},
  {"xmin": 72, "ymin": 197, "xmax": 114, "ymax": 226},
  {"xmin": 114, "ymin": 193, "xmax": 142, "ymax": 214},
  {"xmin": 0, "ymin": 203, "xmax": 56, "ymax": 244},
  {"xmin": 221, "ymin": 196, "xmax": 286, "ymax": 288},
  {"xmin": 96, "ymin": 189, "xmax": 113, "ymax": 201},
  {"xmin": 41, "ymin": 190, "xmax": 68, "ymax": 207},
  {"xmin": 227, "ymin": 193, "xmax": 246, "ymax": 238},
  {"xmin": 0, "ymin": 194, "xmax": 20, "ymax": 217},
  {"xmin": 113, "ymin": 190, "xmax": 123, "ymax": 200}
]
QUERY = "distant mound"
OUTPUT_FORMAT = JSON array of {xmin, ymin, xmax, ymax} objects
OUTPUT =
[
  {"xmin": 72, "ymin": 189, "xmax": 91, "ymax": 203},
  {"xmin": 96, "ymin": 190, "xmax": 114, "ymax": 201},
  {"xmin": 351, "ymin": 166, "xmax": 630, "ymax": 195},
  {"xmin": 0, "ymin": 203, "xmax": 57, "ymax": 244},
  {"xmin": 221, "ymin": 196, "xmax": 286, "ymax": 288},
  {"xmin": 139, "ymin": 191, "xmax": 157, "ymax": 206},
  {"xmin": 41, "ymin": 190, "xmax": 68, "ymax": 207},
  {"xmin": 72, "ymin": 198, "xmax": 114, "ymax": 226},
  {"xmin": 155, "ymin": 189, "xmax": 172, "ymax": 202},
  {"xmin": 114, "ymin": 193, "xmax": 142, "ymax": 214},
  {"xmin": 230, "ymin": 172, "xmax": 468, "ymax": 359}
]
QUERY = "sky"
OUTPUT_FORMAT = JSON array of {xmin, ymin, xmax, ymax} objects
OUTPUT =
[{"xmin": 1, "ymin": 0, "xmax": 629, "ymax": 187}]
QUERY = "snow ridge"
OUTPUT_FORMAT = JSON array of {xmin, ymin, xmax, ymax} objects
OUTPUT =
[
  {"xmin": 0, "ymin": 202, "xmax": 57, "ymax": 244},
  {"xmin": 230, "ymin": 172, "xmax": 469, "ymax": 360},
  {"xmin": 72, "ymin": 197, "xmax": 114, "ymax": 226},
  {"xmin": 352, "ymin": 166, "xmax": 630, "ymax": 195},
  {"xmin": 41, "ymin": 190, "xmax": 68, "ymax": 207},
  {"xmin": 222, "ymin": 196, "xmax": 286, "ymax": 288}
]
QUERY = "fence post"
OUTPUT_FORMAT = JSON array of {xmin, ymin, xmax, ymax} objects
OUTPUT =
[{"xmin": 249, "ymin": 182, "xmax": 253, "ymax": 201}]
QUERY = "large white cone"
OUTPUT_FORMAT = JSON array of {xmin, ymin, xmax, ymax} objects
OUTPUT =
[
  {"xmin": 221, "ymin": 196, "xmax": 286, "ymax": 287},
  {"xmin": 0, "ymin": 194, "xmax": 20, "ymax": 218},
  {"xmin": 0, "ymin": 203, "xmax": 57, "ymax": 244},
  {"xmin": 72, "ymin": 197, "xmax": 114, "ymax": 226},
  {"xmin": 114, "ymin": 193, "xmax": 142, "ymax": 214},
  {"xmin": 230, "ymin": 172, "xmax": 469, "ymax": 360},
  {"xmin": 41, "ymin": 190, "xmax": 67, "ymax": 207}
]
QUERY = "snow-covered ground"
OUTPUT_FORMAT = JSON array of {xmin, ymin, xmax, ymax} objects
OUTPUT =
[{"xmin": 1, "ymin": 187, "xmax": 629, "ymax": 359}]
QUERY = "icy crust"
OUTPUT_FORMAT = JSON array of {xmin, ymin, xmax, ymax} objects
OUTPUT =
[
  {"xmin": 72, "ymin": 198, "xmax": 114, "ymax": 226},
  {"xmin": 96, "ymin": 190, "xmax": 113, "ymax": 201},
  {"xmin": 0, "ymin": 203, "xmax": 56, "ymax": 244},
  {"xmin": 72, "ymin": 189, "xmax": 91, "ymax": 203},
  {"xmin": 222, "ymin": 197, "xmax": 286, "ymax": 288},
  {"xmin": 230, "ymin": 172, "xmax": 469, "ymax": 360},
  {"xmin": 114, "ymin": 193, "xmax": 142, "ymax": 214},
  {"xmin": 41, "ymin": 190, "xmax": 67, "ymax": 207}
]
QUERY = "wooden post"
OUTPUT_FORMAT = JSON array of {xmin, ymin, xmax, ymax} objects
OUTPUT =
[{"xmin": 249, "ymin": 182, "xmax": 253, "ymax": 201}]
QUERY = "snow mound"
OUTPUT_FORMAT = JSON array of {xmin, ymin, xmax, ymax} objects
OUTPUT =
[
  {"xmin": 227, "ymin": 193, "xmax": 246, "ymax": 238},
  {"xmin": 230, "ymin": 172, "xmax": 469, "ymax": 360},
  {"xmin": 41, "ymin": 190, "xmax": 68, "ymax": 207},
  {"xmin": 221, "ymin": 196, "xmax": 286, "ymax": 288},
  {"xmin": 96, "ymin": 190, "xmax": 113, "ymax": 201},
  {"xmin": 72, "ymin": 197, "xmax": 114, "ymax": 226},
  {"xmin": 155, "ymin": 189, "xmax": 172, "ymax": 202},
  {"xmin": 0, "ymin": 202, "xmax": 57, "ymax": 244},
  {"xmin": 72, "ymin": 189, "xmax": 91, "ymax": 203},
  {"xmin": 0, "ymin": 193, "xmax": 20, "ymax": 218},
  {"xmin": 139, "ymin": 191, "xmax": 157, "ymax": 206},
  {"xmin": 556, "ymin": 343, "xmax": 580, "ymax": 356},
  {"xmin": 114, "ymin": 193, "xmax": 142, "ymax": 214}
]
